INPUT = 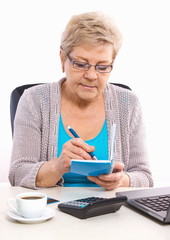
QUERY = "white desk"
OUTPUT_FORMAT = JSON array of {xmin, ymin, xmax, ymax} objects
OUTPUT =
[{"xmin": 0, "ymin": 186, "xmax": 169, "ymax": 240}]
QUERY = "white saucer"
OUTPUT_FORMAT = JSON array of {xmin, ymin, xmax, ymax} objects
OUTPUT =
[{"xmin": 7, "ymin": 207, "xmax": 55, "ymax": 224}]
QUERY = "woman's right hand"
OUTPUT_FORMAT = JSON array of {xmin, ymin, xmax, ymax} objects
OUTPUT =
[
  {"xmin": 36, "ymin": 138, "xmax": 95, "ymax": 187},
  {"xmin": 56, "ymin": 138, "xmax": 95, "ymax": 175}
]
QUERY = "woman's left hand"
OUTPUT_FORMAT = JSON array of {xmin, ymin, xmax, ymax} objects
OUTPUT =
[{"xmin": 87, "ymin": 161, "xmax": 130, "ymax": 190}]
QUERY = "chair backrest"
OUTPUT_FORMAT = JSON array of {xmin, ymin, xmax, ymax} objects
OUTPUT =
[
  {"xmin": 10, "ymin": 83, "xmax": 43, "ymax": 135},
  {"xmin": 10, "ymin": 82, "xmax": 131, "ymax": 135},
  {"xmin": 111, "ymin": 83, "xmax": 131, "ymax": 91}
]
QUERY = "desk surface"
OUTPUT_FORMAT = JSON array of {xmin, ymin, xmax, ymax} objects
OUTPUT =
[{"xmin": 0, "ymin": 186, "xmax": 169, "ymax": 240}]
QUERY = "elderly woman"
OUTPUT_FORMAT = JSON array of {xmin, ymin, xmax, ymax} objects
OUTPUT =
[{"xmin": 9, "ymin": 12, "xmax": 153, "ymax": 190}]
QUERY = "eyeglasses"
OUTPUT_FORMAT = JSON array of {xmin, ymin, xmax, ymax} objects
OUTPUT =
[{"xmin": 67, "ymin": 55, "xmax": 113, "ymax": 73}]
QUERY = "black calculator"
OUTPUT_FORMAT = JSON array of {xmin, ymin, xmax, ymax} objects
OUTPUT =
[{"xmin": 58, "ymin": 196, "xmax": 127, "ymax": 219}]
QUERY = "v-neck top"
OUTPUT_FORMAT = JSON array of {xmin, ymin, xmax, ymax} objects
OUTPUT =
[{"xmin": 57, "ymin": 115, "xmax": 108, "ymax": 186}]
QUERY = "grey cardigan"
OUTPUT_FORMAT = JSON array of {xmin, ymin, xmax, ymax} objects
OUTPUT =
[{"xmin": 9, "ymin": 78, "xmax": 153, "ymax": 189}]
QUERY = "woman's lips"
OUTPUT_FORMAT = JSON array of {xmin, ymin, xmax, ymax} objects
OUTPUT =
[{"xmin": 80, "ymin": 83, "xmax": 96, "ymax": 89}]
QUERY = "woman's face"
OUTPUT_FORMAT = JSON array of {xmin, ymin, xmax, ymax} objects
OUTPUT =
[{"xmin": 61, "ymin": 44, "xmax": 114, "ymax": 103}]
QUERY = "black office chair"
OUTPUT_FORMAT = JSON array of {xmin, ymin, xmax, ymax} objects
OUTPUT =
[
  {"xmin": 10, "ymin": 83, "xmax": 43, "ymax": 135},
  {"xmin": 10, "ymin": 82, "xmax": 131, "ymax": 135}
]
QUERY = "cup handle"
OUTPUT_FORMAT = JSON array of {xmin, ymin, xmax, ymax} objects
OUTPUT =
[{"xmin": 7, "ymin": 198, "xmax": 18, "ymax": 214}]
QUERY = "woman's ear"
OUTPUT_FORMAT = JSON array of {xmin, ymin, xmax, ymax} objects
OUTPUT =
[{"xmin": 60, "ymin": 49, "xmax": 65, "ymax": 73}]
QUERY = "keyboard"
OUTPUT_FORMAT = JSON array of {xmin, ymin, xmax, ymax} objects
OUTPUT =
[{"xmin": 135, "ymin": 194, "xmax": 170, "ymax": 212}]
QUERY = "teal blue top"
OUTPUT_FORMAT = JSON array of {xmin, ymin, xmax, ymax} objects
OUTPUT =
[{"xmin": 57, "ymin": 115, "xmax": 108, "ymax": 187}]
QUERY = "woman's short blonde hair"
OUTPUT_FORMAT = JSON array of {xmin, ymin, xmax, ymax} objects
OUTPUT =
[{"xmin": 60, "ymin": 12, "xmax": 122, "ymax": 59}]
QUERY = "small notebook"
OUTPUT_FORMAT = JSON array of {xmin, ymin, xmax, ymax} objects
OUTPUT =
[{"xmin": 70, "ymin": 160, "xmax": 112, "ymax": 176}]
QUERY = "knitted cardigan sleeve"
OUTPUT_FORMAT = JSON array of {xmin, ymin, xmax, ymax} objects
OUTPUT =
[
  {"xmin": 8, "ymin": 84, "xmax": 52, "ymax": 189},
  {"xmin": 114, "ymin": 86, "xmax": 153, "ymax": 187}
]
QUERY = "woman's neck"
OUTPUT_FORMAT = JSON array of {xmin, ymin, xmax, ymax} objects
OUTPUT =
[{"xmin": 61, "ymin": 88, "xmax": 105, "ymax": 140}]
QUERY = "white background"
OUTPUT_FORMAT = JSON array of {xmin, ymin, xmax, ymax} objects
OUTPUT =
[{"xmin": 0, "ymin": 0, "xmax": 170, "ymax": 186}]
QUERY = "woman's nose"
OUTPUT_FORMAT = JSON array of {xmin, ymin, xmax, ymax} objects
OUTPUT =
[{"xmin": 84, "ymin": 66, "xmax": 98, "ymax": 80}]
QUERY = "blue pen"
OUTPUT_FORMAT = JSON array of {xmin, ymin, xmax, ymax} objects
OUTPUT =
[{"xmin": 66, "ymin": 125, "xmax": 98, "ymax": 160}]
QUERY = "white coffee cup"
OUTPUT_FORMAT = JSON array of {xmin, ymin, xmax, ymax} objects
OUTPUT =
[{"xmin": 7, "ymin": 192, "xmax": 47, "ymax": 218}]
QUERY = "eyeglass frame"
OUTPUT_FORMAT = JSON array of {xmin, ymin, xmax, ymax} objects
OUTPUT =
[{"xmin": 67, "ymin": 54, "xmax": 113, "ymax": 73}]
